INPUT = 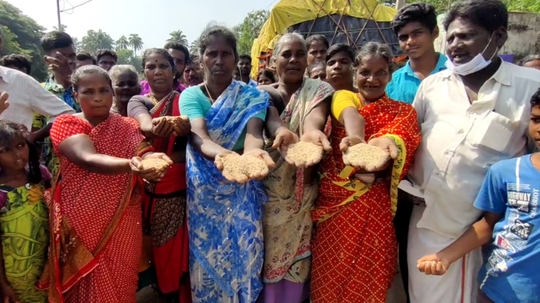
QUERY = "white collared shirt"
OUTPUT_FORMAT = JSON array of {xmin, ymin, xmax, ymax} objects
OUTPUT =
[
  {"xmin": 0, "ymin": 66, "xmax": 75, "ymax": 130},
  {"xmin": 401, "ymin": 61, "xmax": 540, "ymax": 238}
]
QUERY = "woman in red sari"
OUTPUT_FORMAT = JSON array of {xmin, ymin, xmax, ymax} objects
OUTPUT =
[
  {"xmin": 311, "ymin": 42, "xmax": 421, "ymax": 302},
  {"xmin": 128, "ymin": 48, "xmax": 191, "ymax": 302},
  {"xmin": 38, "ymin": 65, "xmax": 172, "ymax": 302}
]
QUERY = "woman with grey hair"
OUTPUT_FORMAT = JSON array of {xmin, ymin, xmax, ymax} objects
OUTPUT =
[
  {"xmin": 257, "ymin": 32, "xmax": 334, "ymax": 303},
  {"xmin": 310, "ymin": 41, "xmax": 421, "ymax": 302},
  {"xmin": 109, "ymin": 64, "xmax": 140, "ymax": 116}
]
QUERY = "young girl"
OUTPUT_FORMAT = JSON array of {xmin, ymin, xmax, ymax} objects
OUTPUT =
[{"xmin": 0, "ymin": 122, "xmax": 50, "ymax": 303}]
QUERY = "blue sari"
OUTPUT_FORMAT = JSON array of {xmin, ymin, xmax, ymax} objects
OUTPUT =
[{"xmin": 186, "ymin": 81, "xmax": 269, "ymax": 303}]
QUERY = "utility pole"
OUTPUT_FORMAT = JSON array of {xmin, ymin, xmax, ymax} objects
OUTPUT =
[
  {"xmin": 56, "ymin": 0, "xmax": 62, "ymax": 31},
  {"xmin": 395, "ymin": 0, "xmax": 406, "ymax": 10}
]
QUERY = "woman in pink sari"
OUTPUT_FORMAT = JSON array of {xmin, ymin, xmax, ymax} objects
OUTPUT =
[{"xmin": 38, "ymin": 65, "xmax": 172, "ymax": 303}]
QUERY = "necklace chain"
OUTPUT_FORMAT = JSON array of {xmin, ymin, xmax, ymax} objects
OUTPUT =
[{"xmin": 204, "ymin": 84, "xmax": 215, "ymax": 104}]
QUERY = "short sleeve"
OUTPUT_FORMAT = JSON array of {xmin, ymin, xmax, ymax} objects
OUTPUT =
[
  {"xmin": 252, "ymin": 108, "xmax": 267, "ymax": 122},
  {"xmin": 179, "ymin": 87, "xmax": 206, "ymax": 120},
  {"xmin": 331, "ymin": 90, "xmax": 361, "ymax": 120},
  {"xmin": 127, "ymin": 95, "xmax": 153, "ymax": 118},
  {"xmin": 50, "ymin": 115, "xmax": 91, "ymax": 150},
  {"xmin": 474, "ymin": 165, "xmax": 507, "ymax": 214}
]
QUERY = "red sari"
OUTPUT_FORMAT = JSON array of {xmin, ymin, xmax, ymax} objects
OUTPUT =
[
  {"xmin": 311, "ymin": 95, "xmax": 421, "ymax": 302},
  {"xmin": 142, "ymin": 92, "xmax": 190, "ymax": 300},
  {"xmin": 38, "ymin": 114, "xmax": 152, "ymax": 303}
]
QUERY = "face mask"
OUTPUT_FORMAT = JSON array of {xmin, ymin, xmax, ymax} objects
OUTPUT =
[{"xmin": 445, "ymin": 34, "xmax": 498, "ymax": 76}]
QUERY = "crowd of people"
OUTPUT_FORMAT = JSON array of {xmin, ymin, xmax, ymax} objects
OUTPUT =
[{"xmin": 0, "ymin": 0, "xmax": 538, "ymax": 302}]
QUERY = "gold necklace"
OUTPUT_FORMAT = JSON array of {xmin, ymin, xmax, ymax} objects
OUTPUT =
[{"xmin": 204, "ymin": 84, "xmax": 215, "ymax": 104}]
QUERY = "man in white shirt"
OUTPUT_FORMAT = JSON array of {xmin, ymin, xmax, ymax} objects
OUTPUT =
[
  {"xmin": 0, "ymin": 66, "xmax": 75, "ymax": 133},
  {"xmin": 401, "ymin": 1, "xmax": 540, "ymax": 302}
]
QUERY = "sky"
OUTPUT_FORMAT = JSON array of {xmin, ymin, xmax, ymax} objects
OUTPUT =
[{"xmin": 8, "ymin": 0, "xmax": 277, "ymax": 49}]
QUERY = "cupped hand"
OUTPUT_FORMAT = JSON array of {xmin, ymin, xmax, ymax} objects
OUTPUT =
[
  {"xmin": 174, "ymin": 115, "xmax": 191, "ymax": 137},
  {"xmin": 272, "ymin": 127, "xmax": 298, "ymax": 165},
  {"xmin": 151, "ymin": 117, "xmax": 176, "ymax": 137},
  {"xmin": 368, "ymin": 137, "xmax": 398, "ymax": 159},
  {"xmin": 243, "ymin": 148, "xmax": 275, "ymax": 179},
  {"xmin": 301, "ymin": 130, "xmax": 332, "ymax": 152}
]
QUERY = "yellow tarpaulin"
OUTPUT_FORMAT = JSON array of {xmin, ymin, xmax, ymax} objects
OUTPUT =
[{"xmin": 251, "ymin": 0, "xmax": 397, "ymax": 77}]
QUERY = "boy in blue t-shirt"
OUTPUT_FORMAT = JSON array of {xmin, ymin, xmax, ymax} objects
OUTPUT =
[{"xmin": 416, "ymin": 88, "xmax": 540, "ymax": 303}]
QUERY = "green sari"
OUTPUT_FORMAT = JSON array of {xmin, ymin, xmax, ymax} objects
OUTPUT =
[{"xmin": 0, "ymin": 169, "xmax": 50, "ymax": 303}]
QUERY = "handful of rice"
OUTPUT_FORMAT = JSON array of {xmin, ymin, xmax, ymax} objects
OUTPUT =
[
  {"xmin": 220, "ymin": 153, "xmax": 269, "ymax": 182},
  {"xmin": 343, "ymin": 143, "xmax": 389, "ymax": 171},
  {"xmin": 140, "ymin": 158, "xmax": 171, "ymax": 173},
  {"xmin": 286, "ymin": 141, "xmax": 324, "ymax": 166}
]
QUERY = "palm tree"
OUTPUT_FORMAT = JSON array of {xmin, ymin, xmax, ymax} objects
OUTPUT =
[
  {"xmin": 116, "ymin": 35, "xmax": 129, "ymax": 50},
  {"xmin": 80, "ymin": 29, "xmax": 115, "ymax": 53},
  {"xmin": 167, "ymin": 30, "xmax": 188, "ymax": 45},
  {"xmin": 129, "ymin": 34, "xmax": 144, "ymax": 54},
  {"xmin": 189, "ymin": 38, "xmax": 200, "ymax": 56}
]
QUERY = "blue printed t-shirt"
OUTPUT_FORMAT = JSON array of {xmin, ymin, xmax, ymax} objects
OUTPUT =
[
  {"xmin": 474, "ymin": 155, "xmax": 540, "ymax": 303},
  {"xmin": 179, "ymin": 85, "xmax": 266, "ymax": 151},
  {"xmin": 386, "ymin": 53, "xmax": 447, "ymax": 104}
]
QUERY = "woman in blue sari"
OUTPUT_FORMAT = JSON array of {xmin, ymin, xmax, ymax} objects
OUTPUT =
[{"xmin": 179, "ymin": 25, "xmax": 273, "ymax": 303}]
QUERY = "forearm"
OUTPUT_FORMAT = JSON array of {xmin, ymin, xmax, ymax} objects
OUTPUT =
[
  {"xmin": 342, "ymin": 109, "xmax": 365, "ymax": 139},
  {"xmin": 32, "ymin": 123, "xmax": 52, "ymax": 141},
  {"xmin": 244, "ymin": 133, "xmax": 264, "ymax": 152},
  {"xmin": 438, "ymin": 218, "xmax": 494, "ymax": 264},
  {"xmin": 304, "ymin": 114, "xmax": 327, "ymax": 133},
  {"xmin": 265, "ymin": 107, "xmax": 285, "ymax": 137},
  {"xmin": 75, "ymin": 154, "xmax": 132, "ymax": 175},
  {"xmin": 135, "ymin": 114, "xmax": 156, "ymax": 138},
  {"xmin": 191, "ymin": 134, "xmax": 228, "ymax": 161}
]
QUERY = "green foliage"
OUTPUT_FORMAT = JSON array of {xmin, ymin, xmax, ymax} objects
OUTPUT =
[
  {"xmin": 233, "ymin": 10, "xmax": 269, "ymax": 55},
  {"xmin": 189, "ymin": 38, "xmax": 200, "ymax": 57},
  {"xmin": 129, "ymin": 33, "xmax": 143, "ymax": 53},
  {"xmin": 408, "ymin": 0, "xmax": 540, "ymax": 13},
  {"xmin": 80, "ymin": 29, "xmax": 115, "ymax": 53},
  {"xmin": 0, "ymin": 0, "xmax": 47, "ymax": 81},
  {"xmin": 116, "ymin": 35, "xmax": 129, "ymax": 50},
  {"xmin": 167, "ymin": 30, "xmax": 188, "ymax": 46},
  {"xmin": 116, "ymin": 49, "xmax": 142, "ymax": 71}
]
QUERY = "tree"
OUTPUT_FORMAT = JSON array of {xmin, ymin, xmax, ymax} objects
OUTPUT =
[
  {"xmin": 0, "ymin": 0, "xmax": 48, "ymax": 81},
  {"xmin": 413, "ymin": 0, "xmax": 540, "ymax": 13},
  {"xmin": 116, "ymin": 49, "xmax": 141, "ymax": 68},
  {"xmin": 189, "ymin": 38, "xmax": 200, "ymax": 56},
  {"xmin": 72, "ymin": 37, "xmax": 81, "ymax": 52},
  {"xmin": 52, "ymin": 24, "xmax": 67, "ymax": 32},
  {"xmin": 116, "ymin": 35, "xmax": 129, "ymax": 50},
  {"xmin": 129, "ymin": 33, "xmax": 143, "ymax": 53},
  {"xmin": 168, "ymin": 30, "xmax": 188, "ymax": 46},
  {"xmin": 80, "ymin": 29, "xmax": 114, "ymax": 53},
  {"xmin": 233, "ymin": 10, "xmax": 269, "ymax": 55}
]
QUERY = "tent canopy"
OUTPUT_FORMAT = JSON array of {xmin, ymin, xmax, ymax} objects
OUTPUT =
[{"xmin": 251, "ymin": 0, "xmax": 398, "ymax": 77}]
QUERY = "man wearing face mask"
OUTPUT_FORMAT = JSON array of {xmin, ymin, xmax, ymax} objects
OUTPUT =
[{"xmin": 400, "ymin": 1, "xmax": 540, "ymax": 303}]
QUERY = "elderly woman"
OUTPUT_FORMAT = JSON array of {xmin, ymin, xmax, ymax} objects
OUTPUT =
[
  {"xmin": 109, "ymin": 65, "xmax": 141, "ymax": 116},
  {"xmin": 127, "ymin": 48, "xmax": 192, "ymax": 301},
  {"xmin": 310, "ymin": 42, "xmax": 421, "ymax": 302},
  {"xmin": 257, "ymin": 33, "xmax": 334, "ymax": 303},
  {"xmin": 179, "ymin": 25, "xmax": 273, "ymax": 303},
  {"xmin": 38, "ymin": 65, "xmax": 171, "ymax": 302}
]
